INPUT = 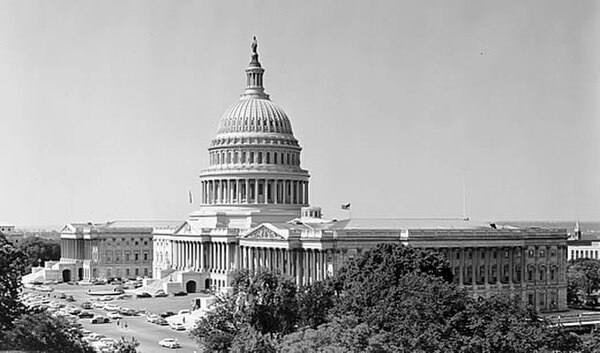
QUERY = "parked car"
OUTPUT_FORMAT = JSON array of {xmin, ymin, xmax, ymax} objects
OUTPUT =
[
  {"xmin": 103, "ymin": 304, "xmax": 120, "ymax": 312},
  {"xmin": 81, "ymin": 301, "xmax": 93, "ymax": 309},
  {"xmin": 91, "ymin": 316, "xmax": 110, "ymax": 324},
  {"xmin": 119, "ymin": 308, "xmax": 137, "ymax": 316},
  {"xmin": 173, "ymin": 291, "xmax": 187, "ymax": 297},
  {"xmin": 158, "ymin": 338, "xmax": 181, "ymax": 349},
  {"xmin": 136, "ymin": 292, "xmax": 151, "ymax": 298},
  {"xmin": 155, "ymin": 318, "xmax": 169, "ymax": 326},
  {"xmin": 146, "ymin": 314, "xmax": 160, "ymax": 323},
  {"xmin": 169, "ymin": 322, "xmax": 186, "ymax": 331},
  {"xmin": 107, "ymin": 312, "xmax": 122, "ymax": 320},
  {"xmin": 178, "ymin": 309, "xmax": 191, "ymax": 315},
  {"xmin": 57, "ymin": 292, "xmax": 66, "ymax": 299},
  {"xmin": 78, "ymin": 311, "xmax": 94, "ymax": 318},
  {"xmin": 160, "ymin": 311, "xmax": 176, "ymax": 318},
  {"xmin": 67, "ymin": 307, "xmax": 82, "ymax": 315},
  {"xmin": 154, "ymin": 290, "xmax": 168, "ymax": 298},
  {"xmin": 66, "ymin": 295, "xmax": 75, "ymax": 302}
]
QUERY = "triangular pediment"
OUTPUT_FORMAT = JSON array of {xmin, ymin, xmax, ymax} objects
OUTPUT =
[
  {"xmin": 174, "ymin": 221, "xmax": 195, "ymax": 235},
  {"xmin": 242, "ymin": 224, "xmax": 286, "ymax": 240},
  {"xmin": 60, "ymin": 224, "xmax": 76, "ymax": 233}
]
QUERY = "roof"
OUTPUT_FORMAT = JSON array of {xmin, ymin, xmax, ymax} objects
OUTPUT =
[{"xmin": 326, "ymin": 218, "xmax": 489, "ymax": 230}]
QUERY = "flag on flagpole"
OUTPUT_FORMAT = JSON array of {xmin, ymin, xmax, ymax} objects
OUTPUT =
[
  {"xmin": 341, "ymin": 203, "xmax": 351, "ymax": 210},
  {"xmin": 189, "ymin": 190, "xmax": 193, "ymax": 204}
]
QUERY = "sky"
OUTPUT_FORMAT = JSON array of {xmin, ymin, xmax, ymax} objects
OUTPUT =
[{"xmin": 0, "ymin": 0, "xmax": 598, "ymax": 227}]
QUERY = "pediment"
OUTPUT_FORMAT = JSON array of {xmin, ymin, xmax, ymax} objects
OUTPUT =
[
  {"xmin": 174, "ymin": 222, "xmax": 195, "ymax": 235},
  {"xmin": 60, "ymin": 224, "xmax": 76, "ymax": 233},
  {"xmin": 242, "ymin": 224, "xmax": 286, "ymax": 240}
]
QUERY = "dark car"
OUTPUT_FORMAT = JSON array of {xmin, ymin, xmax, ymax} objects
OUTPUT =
[
  {"xmin": 173, "ymin": 291, "xmax": 188, "ymax": 297},
  {"xmin": 91, "ymin": 316, "xmax": 110, "ymax": 324},
  {"xmin": 78, "ymin": 311, "xmax": 94, "ymax": 318},
  {"xmin": 160, "ymin": 311, "xmax": 176, "ymax": 318},
  {"xmin": 136, "ymin": 292, "xmax": 151, "ymax": 298}
]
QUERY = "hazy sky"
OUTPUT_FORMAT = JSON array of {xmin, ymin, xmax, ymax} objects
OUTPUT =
[{"xmin": 1, "ymin": 0, "xmax": 598, "ymax": 226}]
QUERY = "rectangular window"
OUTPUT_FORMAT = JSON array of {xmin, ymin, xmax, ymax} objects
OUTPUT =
[
  {"xmin": 504, "ymin": 251, "xmax": 510, "ymax": 258},
  {"xmin": 571, "ymin": 250, "xmax": 574, "ymax": 259},
  {"xmin": 125, "ymin": 251, "xmax": 130, "ymax": 262},
  {"xmin": 241, "ymin": 152, "xmax": 246, "ymax": 163},
  {"xmin": 135, "ymin": 268, "xmax": 139, "ymax": 276},
  {"xmin": 456, "ymin": 252, "xmax": 460, "ymax": 260},
  {"xmin": 126, "ymin": 268, "xmax": 130, "ymax": 277},
  {"xmin": 144, "ymin": 268, "xmax": 148, "ymax": 276},
  {"xmin": 134, "ymin": 253, "xmax": 139, "ymax": 261},
  {"xmin": 143, "ymin": 252, "xmax": 149, "ymax": 261},
  {"xmin": 540, "ymin": 250, "xmax": 545, "ymax": 258},
  {"xmin": 528, "ymin": 250, "xmax": 534, "ymax": 258},
  {"xmin": 528, "ymin": 268, "xmax": 533, "ymax": 282}
]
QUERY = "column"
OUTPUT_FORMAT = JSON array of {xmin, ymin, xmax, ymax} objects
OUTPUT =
[{"xmin": 226, "ymin": 243, "xmax": 230, "ymax": 271}]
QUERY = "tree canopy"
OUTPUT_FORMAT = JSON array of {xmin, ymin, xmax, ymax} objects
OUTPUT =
[
  {"xmin": 566, "ymin": 258, "xmax": 600, "ymax": 306},
  {"xmin": 0, "ymin": 233, "xmax": 28, "ymax": 331},
  {"xmin": 192, "ymin": 244, "xmax": 582, "ymax": 353}
]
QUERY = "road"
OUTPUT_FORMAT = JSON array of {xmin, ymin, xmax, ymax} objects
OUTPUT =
[{"xmin": 79, "ymin": 307, "xmax": 199, "ymax": 353}]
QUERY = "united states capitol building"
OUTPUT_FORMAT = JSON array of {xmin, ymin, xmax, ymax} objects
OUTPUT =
[{"xmin": 50, "ymin": 40, "xmax": 568, "ymax": 312}]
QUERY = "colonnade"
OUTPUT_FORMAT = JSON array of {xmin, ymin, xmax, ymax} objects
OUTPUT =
[
  {"xmin": 201, "ymin": 179, "xmax": 308, "ymax": 205},
  {"xmin": 169, "ymin": 240, "xmax": 236, "ymax": 274},
  {"xmin": 61, "ymin": 238, "xmax": 85, "ymax": 260},
  {"xmin": 239, "ymin": 246, "xmax": 329, "ymax": 286}
]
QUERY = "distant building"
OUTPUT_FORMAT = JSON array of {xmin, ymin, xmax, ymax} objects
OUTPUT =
[
  {"xmin": 149, "ymin": 40, "xmax": 569, "ymax": 312},
  {"xmin": 54, "ymin": 221, "xmax": 179, "ymax": 282},
  {"xmin": 0, "ymin": 223, "xmax": 24, "ymax": 246},
  {"xmin": 567, "ymin": 221, "xmax": 600, "ymax": 261},
  {"xmin": 0, "ymin": 223, "xmax": 15, "ymax": 232}
]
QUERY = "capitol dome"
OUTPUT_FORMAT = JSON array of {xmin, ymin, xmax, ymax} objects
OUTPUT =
[
  {"xmin": 197, "ymin": 38, "xmax": 310, "ymax": 214},
  {"xmin": 217, "ymin": 98, "xmax": 294, "ymax": 136}
]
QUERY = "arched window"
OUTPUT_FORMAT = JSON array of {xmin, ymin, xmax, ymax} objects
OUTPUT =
[
  {"xmin": 539, "ymin": 266, "xmax": 546, "ymax": 282},
  {"xmin": 274, "ymin": 152, "xmax": 278, "ymax": 164},
  {"xmin": 266, "ymin": 152, "xmax": 270, "ymax": 164}
]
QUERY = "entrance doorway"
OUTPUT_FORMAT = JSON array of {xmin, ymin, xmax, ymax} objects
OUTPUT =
[
  {"xmin": 204, "ymin": 278, "xmax": 211, "ymax": 291},
  {"xmin": 186, "ymin": 280, "xmax": 197, "ymax": 293},
  {"xmin": 77, "ymin": 268, "xmax": 84, "ymax": 280},
  {"xmin": 62, "ymin": 269, "xmax": 71, "ymax": 282}
]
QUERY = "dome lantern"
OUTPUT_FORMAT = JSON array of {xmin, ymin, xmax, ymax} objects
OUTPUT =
[{"xmin": 242, "ymin": 37, "xmax": 269, "ymax": 100}]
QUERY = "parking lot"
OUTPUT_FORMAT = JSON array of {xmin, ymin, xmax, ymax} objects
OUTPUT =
[{"xmin": 23, "ymin": 283, "xmax": 211, "ymax": 352}]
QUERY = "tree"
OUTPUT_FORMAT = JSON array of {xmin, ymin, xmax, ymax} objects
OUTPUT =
[
  {"xmin": 567, "ymin": 258, "xmax": 600, "ymax": 305},
  {"xmin": 231, "ymin": 269, "xmax": 298, "ymax": 335},
  {"xmin": 17, "ymin": 236, "xmax": 61, "ymax": 273},
  {"xmin": 0, "ymin": 233, "xmax": 28, "ymax": 330},
  {"xmin": 456, "ymin": 294, "xmax": 581, "ymax": 353},
  {"xmin": 191, "ymin": 269, "xmax": 298, "ymax": 353},
  {"xmin": 296, "ymin": 279, "xmax": 336, "ymax": 329},
  {"xmin": 113, "ymin": 336, "xmax": 140, "ymax": 353},
  {"xmin": 331, "ymin": 244, "xmax": 455, "ymax": 321},
  {"xmin": 3, "ymin": 311, "xmax": 94, "ymax": 353}
]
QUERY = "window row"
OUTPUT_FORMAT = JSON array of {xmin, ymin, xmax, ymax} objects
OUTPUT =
[
  {"xmin": 446, "ymin": 247, "xmax": 558, "ymax": 261},
  {"xmin": 209, "ymin": 149, "xmax": 300, "ymax": 167},
  {"xmin": 457, "ymin": 264, "xmax": 559, "ymax": 286},
  {"xmin": 104, "ymin": 250, "xmax": 150, "ymax": 263}
]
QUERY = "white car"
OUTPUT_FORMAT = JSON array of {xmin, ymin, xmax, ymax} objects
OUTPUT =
[
  {"xmin": 170, "ymin": 322, "xmax": 186, "ymax": 331},
  {"xmin": 107, "ymin": 312, "xmax": 122, "ymax": 320},
  {"xmin": 158, "ymin": 338, "xmax": 181, "ymax": 349},
  {"xmin": 103, "ymin": 304, "xmax": 120, "ymax": 312},
  {"xmin": 146, "ymin": 314, "xmax": 160, "ymax": 323}
]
